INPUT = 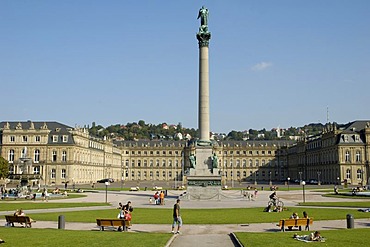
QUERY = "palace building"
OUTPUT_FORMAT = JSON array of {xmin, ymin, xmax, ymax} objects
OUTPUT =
[{"xmin": 0, "ymin": 120, "xmax": 369, "ymax": 187}]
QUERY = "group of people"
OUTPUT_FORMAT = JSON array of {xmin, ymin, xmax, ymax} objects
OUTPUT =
[
  {"xmin": 12, "ymin": 209, "xmax": 36, "ymax": 227},
  {"xmin": 117, "ymin": 201, "xmax": 133, "ymax": 231},
  {"xmin": 288, "ymin": 211, "xmax": 309, "ymax": 230},
  {"xmin": 151, "ymin": 191, "xmax": 166, "ymax": 205}
]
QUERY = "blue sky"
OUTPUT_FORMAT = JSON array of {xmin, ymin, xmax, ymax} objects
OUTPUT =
[{"xmin": 1, "ymin": 1, "xmax": 369, "ymax": 133}]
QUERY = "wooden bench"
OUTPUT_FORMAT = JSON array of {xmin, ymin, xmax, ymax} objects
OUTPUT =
[
  {"xmin": 5, "ymin": 215, "xmax": 34, "ymax": 228},
  {"xmin": 278, "ymin": 218, "xmax": 313, "ymax": 232},
  {"xmin": 96, "ymin": 219, "xmax": 130, "ymax": 231}
]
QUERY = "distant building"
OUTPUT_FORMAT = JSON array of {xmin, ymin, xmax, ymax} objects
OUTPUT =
[{"xmin": 1, "ymin": 120, "xmax": 369, "ymax": 187}]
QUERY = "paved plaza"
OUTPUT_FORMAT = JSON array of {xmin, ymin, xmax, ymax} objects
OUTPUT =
[{"xmin": 1, "ymin": 189, "xmax": 369, "ymax": 247}]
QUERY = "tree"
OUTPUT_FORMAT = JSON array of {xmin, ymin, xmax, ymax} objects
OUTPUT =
[{"xmin": 0, "ymin": 156, "xmax": 9, "ymax": 179}]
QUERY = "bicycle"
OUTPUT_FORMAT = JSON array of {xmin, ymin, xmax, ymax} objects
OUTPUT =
[{"xmin": 267, "ymin": 198, "xmax": 284, "ymax": 209}]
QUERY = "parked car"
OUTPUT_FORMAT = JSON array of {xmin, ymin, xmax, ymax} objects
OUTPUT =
[
  {"xmin": 97, "ymin": 178, "xmax": 114, "ymax": 183},
  {"xmin": 308, "ymin": 179, "xmax": 318, "ymax": 185}
]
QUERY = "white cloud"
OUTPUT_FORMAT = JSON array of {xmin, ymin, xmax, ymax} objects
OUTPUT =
[{"xmin": 251, "ymin": 62, "xmax": 272, "ymax": 71}]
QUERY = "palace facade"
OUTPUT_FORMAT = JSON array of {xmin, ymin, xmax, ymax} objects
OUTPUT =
[{"xmin": 0, "ymin": 120, "xmax": 369, "ymax": 187}]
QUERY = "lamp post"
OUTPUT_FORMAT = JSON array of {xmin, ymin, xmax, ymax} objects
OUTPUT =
[
  {"xmin": 317, "ymin": 171, "xmax": 321, "ymax": 186},
  {"xmin": 301, "ymin": 180, "xmax": 306, "ymax": 203},
  {"xmin": 104, "ymin": 181, "xmax": 109, "ymax": 203},
  {"xmin": 231, "ymin": 156, "xmax": 234, "ymax": 188},
  {"xmin": 287, "ymin": 177, "xmax": 290, "ymax": 191},
  {"xmin": 269, "ymin": 171, "xmax": 272, "ymax": 186}
]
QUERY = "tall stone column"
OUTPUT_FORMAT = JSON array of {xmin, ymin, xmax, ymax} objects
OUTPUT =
[
  {"xmin": 184, "ymin": 6, "xmax": 221, "ymax": 201},
  {"xmin": 197, "ymin": 7, "xmax": 211, "ymax": 143},
  {"xmin": 198, "ymin": 44, "xmax": 210, "ymax": 142}
]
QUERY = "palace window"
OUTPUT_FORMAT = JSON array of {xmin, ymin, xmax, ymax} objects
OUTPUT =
[
  {"xmin": 52, "ymin": 135, "xmax": 58, "ymax": 142},
  {"xmin": 51, "ymin": 169, "xmax": 56, "ymax": 179},
  {"xmin": 243, "ymin": 159, "xmax": 246, "ymax": 168},
  {"xmin": 33, "ymin": 166, "xmax": 40, "ymax": 174},
  {"xmin": 345, "ymin": 151, "xmax": 350, "ymax": 162},
  {"xmin": 144, "ymin": 160, "xmax": 147, "ymax": 167},
  {"xmin": 62, "ymin": 151, "xmax": 67, "ymax": 162},
  {"xmin": 34, "ymin": 150, "xmax": 40, "ymax": 163},
  {"xmin": 162, "ymin": 171, "xmax": 166, "ymax": 178},
  {"xmin": 249, "ymin": 159, "xmax": 253, "ymax": 167},
  {"xmin": 236, "ymin": 159, "xmax": 240, "ymax": 168},
  {"xmin": 169, "ymin": 160, "xmax": 172, "ymax": 167},
  {"xmin": 22, "ymin": 136, "xmax": 28, "ymax": 142},
  {"xmin": 162, "ymin": 160, "xmax": 166, "ymax": 167},
  {"xmin": 61, "ymin": 169, "xmax": 66, "ymax": 179},
  {"xmin": 9, "ymin": 149, "xmax": 15, "ymax": 163},
  {"xmin": 156, "ymin": 171, "xmax": 159, "ymax": 177},
  {"xmin": 156, "ymin": 159, "xmax": 160, "ymax": 167},
  {"xmin": 357, "ymin": 169, "xmax": 362, "ymax": 179},
  {"xmin": 255, "ymin": 160, "xmax": 259, "ymax": 167},
  {"xmin": 35, "ymin": 136, "xmax": 41, "ymax": 142},
  {"xmin": 243, "ymin": 171, "xmax": 247, "ymax": 177},
  {"xmin": 10, "ymin": 136, "xmax": 15, "ymax": 142},
  {"xmin": 150, "ymin": 160, "xmax": 153, "ymax": 167},
  {"xmin": 137, "ymin": 160, "xmax": 141, "ymax": 167},
  {"xmin": 262, "ymin": 170, "xmax": 265, "ymax": 177},
  {"xmin": 346, "ymin": 169, "xmax": 351, "ymax": 179},
  {"xmin": 52, "ymin": 151, "xmax": 57, "ymax": 162},
  {"xmin": 62, "ymin": 135, "xmax": 68, "ymax": 142},
  {"xmin": 356, "ymin": 151, "xmax": 361, "ymax": 162}
]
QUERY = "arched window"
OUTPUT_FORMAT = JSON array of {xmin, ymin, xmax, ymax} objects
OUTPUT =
[
  {"xmin": 346, "ymin": 169, "xmax": 351, "ymax": 179},
  {"xmin": 8, "ymin": 149, "xmax": 15, "ymax": 162},
  {"xmin": 34, "ymin": 149, "xmax": 40, "ymax": 163},
  {"xmin": 345, "ymin": 151, "xmax": 350, "ymax": 162},
  {"xmin": 62, "ymin": 151, "xmax": 67, "ymax": 162},
  {"xmin": 356, "ymin": 151, "xmax": 361, "ymax": 162},
  {"xmin": 357, "ymin": 169, "xmax": 362, "ymax": 179}
]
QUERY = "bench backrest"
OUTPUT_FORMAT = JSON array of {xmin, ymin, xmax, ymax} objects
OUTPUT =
[
  {"xmin": 5, "ymin": 215, "xmax": 31, "ymax": 223},
  {"xmin": 279, "ymin": 218, "xmax": 313, "ymax": 227},
  {"xmin": 96, "ymin": 219, "xmax": 125, "ymax": 227}
]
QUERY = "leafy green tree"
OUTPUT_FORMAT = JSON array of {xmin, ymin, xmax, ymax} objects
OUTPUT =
[{"xmin": 0, "ymin": 156, "xmax": 9, "ymax": 179}]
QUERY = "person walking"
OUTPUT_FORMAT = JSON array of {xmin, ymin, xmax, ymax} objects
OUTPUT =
[{"xmin": 171, "ymin": 199, "xmax": 182, "ymax": 234}]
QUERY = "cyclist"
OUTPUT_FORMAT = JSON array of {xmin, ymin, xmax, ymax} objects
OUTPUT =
[{"xmin": 269, "ymin": 191, "xmax": 278, "ymax": 206}]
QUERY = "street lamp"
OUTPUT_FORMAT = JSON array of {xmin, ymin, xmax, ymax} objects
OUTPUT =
[
  {"xmin": 287, "ymin": 177, "xmax": 290, "ymax": 191},
  {"xmin": 317, "ymin": 171, "xmax": 321, "ymax": 186},
  {"xmin": 231, "ymin": 157, "xmax": 234, "ymax": 188},
  {"xmin": 104, "ymin": 181, "xmax": 110, "ymax": 203},
  {"xmin": 269, "ymin": 171, "xmax": 272, "ymax": 186},
  {"xmin": 301, "ymin": 180, "xmax": 306, "ymax": 203}
]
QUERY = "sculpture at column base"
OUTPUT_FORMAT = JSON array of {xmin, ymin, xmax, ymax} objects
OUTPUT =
[{"xmin": 196, "ymin": 140, "xmax": 212, "ymax": 147}]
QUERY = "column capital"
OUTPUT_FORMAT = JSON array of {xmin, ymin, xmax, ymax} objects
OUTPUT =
[{"xmin": 197, "ymin": 31, "xmax": 211, "ymax": 47}]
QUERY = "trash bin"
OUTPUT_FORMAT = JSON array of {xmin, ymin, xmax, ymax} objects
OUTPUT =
[
  {"xmin": 346, "ymin": 214, "xmax": 354, "ymax": 229},
  {"xmin": 58, "ymin": 215, "xmax": 65, "ymax": 229}
]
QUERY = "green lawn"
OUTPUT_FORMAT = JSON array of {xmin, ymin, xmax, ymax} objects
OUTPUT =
[
  {"xmin": 24, "ymin": 207, "xmax": 370, "ymax": 224},
  {"xmin": 0, "ymin": 228, "xmax": 172, "ymax": 247},
  {"xmin": 235, "ymin": 228, "xmax": 370, "ymax": 247},
  {"xmin": 0, "ymin": 202, "xmax": 109, "ymax": 211},
  {"xmin": 299, "ymin": 201, "xmax": 370, "ymax": 207}
]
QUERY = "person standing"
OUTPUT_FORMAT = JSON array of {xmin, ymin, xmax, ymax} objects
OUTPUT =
[
  {"xmin": 160, "ymin": 191, "xmax": 165, "ymax": 205},
  {"xmin": 171, "ymin": 199, "xmax": 182, "ymax": 234}
]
